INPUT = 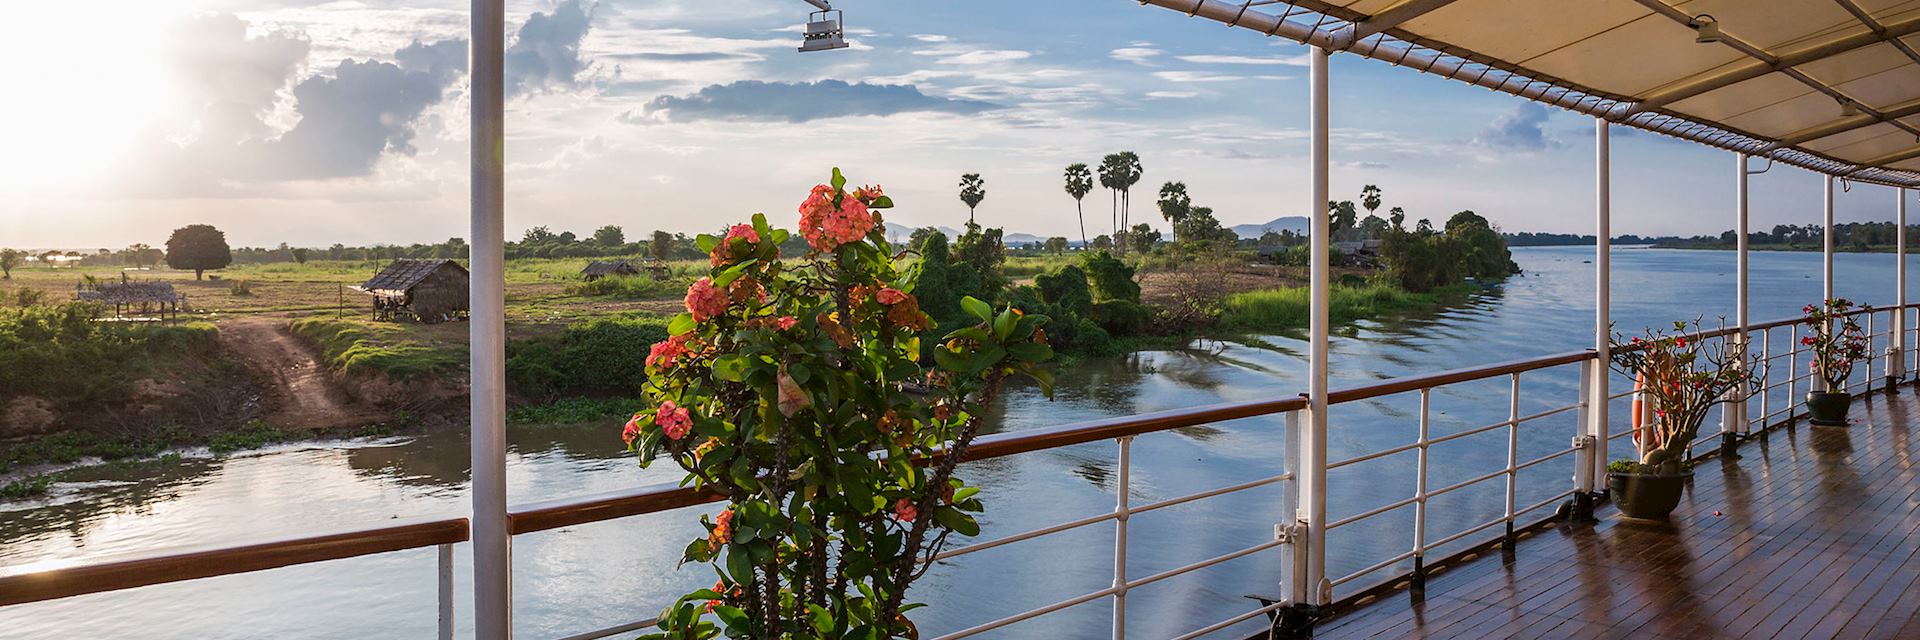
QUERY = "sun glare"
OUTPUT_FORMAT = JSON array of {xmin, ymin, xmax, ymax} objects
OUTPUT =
[{"xmin": 0, "ymin": 3, "xmax": 196, "ymax": 194}]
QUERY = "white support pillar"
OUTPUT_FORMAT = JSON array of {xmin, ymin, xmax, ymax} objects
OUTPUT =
[
  {"xmin": 1590, "ymin": 119, "xmax": 1611, "ymax": 489},
  {"xmin": 1301, "ymin": 45, "xmax": 1331, "ymax": 609},
  {"xmin": 1726, "ymin": 153, "xmax": 1750, "ymax": 440},
  {"xmin": 1897, "ymin": 188, "xmax": 1909, "ymax": 385},
  {"xmin": 1825, "ymin": 176, "xmax": 1836, "ymax": 301},
  {"xmin": 470, "ymin": 0, "xmax": 511, "ymax": 637}
]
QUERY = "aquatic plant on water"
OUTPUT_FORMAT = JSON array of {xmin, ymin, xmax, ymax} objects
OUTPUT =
[
  {"xmin": 624, "ymin": 169, "xmax": 1055, "ymax": 639},
  {"xmin": 1609, "ymin": 318, "xmax": 1764, "ymax": 473}
]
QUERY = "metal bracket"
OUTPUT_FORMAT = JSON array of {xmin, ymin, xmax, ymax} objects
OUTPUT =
[
  {"xmin": 1571, "ymin": 434, "xmax": 1593, "ymax": 450},
  {"xmin": 1274, "ymin": 522, "xmax": 1295, "ymax": 544}
]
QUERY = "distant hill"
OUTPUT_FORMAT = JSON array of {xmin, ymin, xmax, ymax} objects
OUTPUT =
[
  {"xmin": 881, "ymin": 222, "xmax": 1054, "ymax": 247},
  {"xmin": 1230, "ymin": 216, "xmax": 1309, "ymax": 239}
]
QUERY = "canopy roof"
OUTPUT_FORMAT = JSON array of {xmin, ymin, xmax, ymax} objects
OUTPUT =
[{"xmin": 1142, "ymin": 0, "xmax": 1920, "ymax": 187}]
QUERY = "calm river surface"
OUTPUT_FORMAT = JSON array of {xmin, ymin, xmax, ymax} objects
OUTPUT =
[{"xmin": 1, "ymin": 246, "xmax": 1909, "ymax": 639}]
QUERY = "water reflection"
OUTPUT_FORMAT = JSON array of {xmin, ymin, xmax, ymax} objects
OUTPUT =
[{"xmin": 7, "ymin": 247, "xmax": 1920, "ymax": 638}]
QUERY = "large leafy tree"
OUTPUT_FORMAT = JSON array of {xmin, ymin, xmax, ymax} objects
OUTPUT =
[
  {"xmin": 1063, "ymin": 163, "xmax": 1093, "ymax": 246},
  {"xmin": 1328, "ymin": 200, "xmax": 1358, "ymax": 241},
  {"xmin": 649, "ymin": 230, "xmax": 676, "ymax": 262},
  {"xmin": 164, "ymin": 224, "xmax": 233, "ymax": 280},
  {"xmin": 958, "ymin": 173, "xmax": 986, "ymax": 224},
  {"xmin": 593, "ymin": 225, "xmax": 626, "ymax": 247},
  {"xmin": 1156, "ymin": 181, "xmax": 1191, "ymax": 243},
  {"xmin": 0, "ymin": 249, "xmax": 18, "ymax": 279}
]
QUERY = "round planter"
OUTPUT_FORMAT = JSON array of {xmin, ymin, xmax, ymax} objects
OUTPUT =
[
  {"xmin": 1607, "ymin": 471, "xmax": 1691, "ymax": 521},
  {"xmin": 1806, "ymin": 391, "xmax": 1851, "ymax": 426}
]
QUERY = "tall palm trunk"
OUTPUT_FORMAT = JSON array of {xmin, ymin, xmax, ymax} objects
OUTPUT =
[{"xmin": 1077, "ymin": 200, "xmax": 1086, "ymax": 247}]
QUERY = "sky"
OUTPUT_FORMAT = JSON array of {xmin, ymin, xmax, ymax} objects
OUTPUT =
[{"xmin": 1, "ymin": 0, "xmax": 1915, "ymax": 251}]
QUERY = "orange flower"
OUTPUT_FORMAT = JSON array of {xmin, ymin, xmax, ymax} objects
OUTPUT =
[
  {"xmin": 893, "ymin": 498, "xmax": 917, "ymax": 522},
  {"xmin": 709, "ymin": 508, "xmax": 735, "ymax": 547}
]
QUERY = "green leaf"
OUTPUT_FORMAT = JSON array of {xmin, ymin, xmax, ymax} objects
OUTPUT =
[
  {"xmin": 668, "ymin": 313, "xmax": 696, "ymax": 336},
  {"xmin": 1008, "ymin": 342, "xmax": 1053, "ymax": 362},
  {"xmin": 869, "ymin": 195, "xmax": 894, "ymax": 209},
  {"xmin": 714, "ymin": 261, "xmax": 752, "ymax": 287},
  {"xmin": 831, "ymin": 167, "xmax": 847, "ymax": 191},
  {"xmin": 960, "ymin": 296, "xmax": 992, "ymax": 322},
  {"xmin": 751, "ymin": 212, "xmax": 771, "ymax": 238},
  {"xmin": 787, "ymin": 362, "xmax": 811, "ymax": 384},
  {"xmin": 967, "ymin": 344, "xmax": 1006, "ymax": 376},
  {"xmin": 726, "ymin": 547, "xmax": 753, "ymax": 583},
  {"xmin": 713, "ymin": 605, "xmax": 749, "ymax": 631},
  {"xmin": 934, "ymin": 507, "xmax": 981, "ymax": 537},
  {"xmin": 992, "ymin": 309, "xmax": 1016, "ymax": 340},
  {"xmin": 697, "ymin": 234, "xmax": 720, "ymax": 253},
  {"xmin": 713, "ymin": 354, "xmax": 750, "ymax": 382}
]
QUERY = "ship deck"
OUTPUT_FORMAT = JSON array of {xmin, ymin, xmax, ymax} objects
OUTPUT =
[{"xmin": 1319, "ymin": 390, "xmax": 1920, "ymax": 639}]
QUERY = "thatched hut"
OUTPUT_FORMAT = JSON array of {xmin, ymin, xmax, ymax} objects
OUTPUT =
[
  {"xmin": 356, "ymin": 259, "xmax": 469, "ymax": 323},
  {"xmin": 580, "ymin": 260, "xmax": 640, "ymax": 281},
  {"xmin": 76, "ymin": 281, "xmax": 187, "ymax": 320}
]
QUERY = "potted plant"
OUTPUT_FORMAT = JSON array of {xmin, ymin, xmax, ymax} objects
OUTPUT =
[
  {"xmin": 624, "ymin": 169, "xmax": 1054, "ymax": 638},
  {"xmin": 1801, "ymin": 298, "xmax": 1868, "ymax": 426},
  {"xmin": 1608, "ymin": 319, "xmax": 1762, "ymax": 520}
]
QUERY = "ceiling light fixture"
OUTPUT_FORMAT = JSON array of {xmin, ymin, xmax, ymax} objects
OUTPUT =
[
  {"xmin": 799, "ymin": 0, "xmax": 849, "ymax": 53},
  {"xmin": 1840, "ymin": 99, "xmax": 1860, "ymax": 117},
  {"xmin": 1692, "ymin": 14, "xmax": 1722, "ymax": 44}
]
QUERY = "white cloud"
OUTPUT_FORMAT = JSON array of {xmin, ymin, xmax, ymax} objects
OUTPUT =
[
  {"xmin": 1110, "ymin": 46, "xmax": 1161, "ymax": 65},
  {"xmin": 1152, "ymin": 70, "xmax": 1244, "ymax": 83},
  {"xmin": 1146, "ymin": 90, "xmax": 1198, "ymax": 99},
  {"xmin": 930, "ymin": 50, "xmax": 1032, "ymax": 65},
  {"xmin": 911, "ymin": 34, "xmax": 950, "ymax": 42}
]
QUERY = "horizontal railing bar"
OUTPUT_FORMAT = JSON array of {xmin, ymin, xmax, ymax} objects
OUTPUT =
[
  {"xmin": 1513, "ymin": 446, "xmax": 1577, "ymax": 472},
  {"xmin": 1514, "ymin": 489, "xmax": 1576, "ymax": 519},
  {"xmin": 0, "ymin": 516, "xmax": 470, "ymax": 607},
  {"xmin": 1327, "ymin": 495, "xmax": 1419, "ymax": 530},
  {"xmin": 1425, "ymin": 518, "xmax": 1506, "ymax": 550},
  {"xmin": 551, "ymin": 617, "xmax": 660, "ymax": 640},
  {"xmin": 932, "ymin": 586, "xmax": 1117, "ymax": 640},
  {"xmin": 1328, "ymin": 440, "xmax": 1421, "ymax": 469},
  {"xmin": 1330, "ymin": 549, "xmax": 1417, "ymax": 587},
  {"xmin": 1326, "ymin": 349, "xmax": 1594, "ymax": 404},
  {"xmin": 1423, "ymin": 419, "xmax": 1517, "ymax": 446},
  {"xmin": 935, "ymin": 510, "xmax": 1120, "ymax": 561},
  {"xmin": 1425, "ymin": 468, "xmax": 1508, "ymax": 500},
  {"xmin": 1170, "ymin": 598, "xmax": 1291, "ymax": 640},
  {"xmin": 1125, "ymin": 538, "xmax": 1287, "ymax": 591},
  {"xmin": 1130, "ymin": 471, "xmax": 1293, "ymax": 516}
]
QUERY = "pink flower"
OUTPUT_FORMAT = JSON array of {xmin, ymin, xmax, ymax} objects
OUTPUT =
[
  {"xmin": 876, "ymin": 287, "xmax": 908, "ymax": 305},
  {"xmin": 622, "ymin": 413, "xmax": 644, "ymax": 445},
  {"xmin": 772, "ymin": 315, "xmax": 797, "ymax": 330},
  {"xmin": 893, "ymin": 498, "xmax": 917, "ymax": 522},
  {"xmin": 725, "ymin": 223, "xmax": 759, "ymax": 245},
  {"xmin": 797, "ymin": 184, "xmax": 876, "ymax": 252},
  {"xmin": 647, "ymin": 334, "xmax": 694, "ymax": 370},
  {"xmin": 685, "ymin": 277, "xmax": 729, "ymax": 321},
  {"xmin": 657, "ymin": 401, "xmax": 692, "ymax": 440}
]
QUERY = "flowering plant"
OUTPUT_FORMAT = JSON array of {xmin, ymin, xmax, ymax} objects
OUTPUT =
[
  {"xmin": 1609, "ymin": 318, "xmax": 1764, "ymax": 473},
  {"xmin": 627, "ymin": 169, "xmax": 1054, "ymax": 639},
  {"xmin": 1801, "ymin": 298, "xmax": 1869, "ymax": 393}
]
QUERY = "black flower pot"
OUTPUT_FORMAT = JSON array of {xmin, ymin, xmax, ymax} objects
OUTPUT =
[
  {"xmin": 1607, "ymin": 471, "xmax": 1691, "ymax": 520},
  {"xmin": 1806, "ymin": 391, "xmax": 1850, "ymax": 426}
]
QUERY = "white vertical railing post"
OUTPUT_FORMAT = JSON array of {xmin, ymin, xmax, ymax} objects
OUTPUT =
[
  {"xmin": 1590, "ymin": 119, "xmax": 1612, "ymax": 493},
  {"xmin": 1825, "ymin": 175, "xmax": 1836, "ymax": 302},
  {"xmin": 1283, "ymin": 410, "xmax": 1306, "ymax": 606},
  {"xmin": 1573, "ymin": 360, "xmax": 1595, "ymax": 494},
  {"xmin": 470, "ymin": 0, "xmax": 511, "ymax": 637},
  {"xmin": 1303, "ymin": 44, "xmax": 1332, "ymax": 610},
  {"xmin": 1725, "ymin": 153, "xmax": 1751, "ymax": 449},
  {"xmin": 1760, "ymin": 329, "xmax": 1772, "ymax": 429},
  {"xmin": 1895, "ymin": 188, "xmax": 1908, "ymax": 387},
  {"xmin": 1412, "ymin": 389, "xmax": 1430, "ymax": 586},
  {"xmin": 438, "ymin": 543, "xmax": 456, "ymax": 640},
  {"xmin": 1502, "ymin": 373, "xmax": 1520, "ymax": 549},
  {"xmin": 1112, "ymin": 437, "xmax": 1132, "ymax": 639}
]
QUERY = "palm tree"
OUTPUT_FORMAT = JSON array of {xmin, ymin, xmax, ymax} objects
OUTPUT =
[
  {"xmin": 1064, "ymin": 164, "xmax": 1094, "ymax": 247},
  {"xmin": 1361, "ymin": 185, "xmax": 1382, "ymax": 221},
  {"xmin": 959, "ymin": 173, "xmax": 986, "ymax": 224},
  {"xmin": 1388, "ymin": 206, "xmax": 1406, "ymax": 230},
  {"xmin": 1118, "ymin": 151, "xmax": 1143, "ymax": 231},
  {"xmin": 1157, "ymin": 181, "xmax": 1191, "ymax": 242},
  {"xmin": 1098, "ymin": 153, "xmax": 1123, "ymax": 238}
]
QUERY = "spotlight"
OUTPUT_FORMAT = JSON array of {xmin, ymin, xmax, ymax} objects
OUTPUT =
[
  {"xmin": 1840, "ymin": 99, "xmax": 1860, "ymax": 118},
  {"xmin": 1693, "ymin": 14, "xmax": 1722, "ymax": 44},
  {"xmin": 799, "ymin": 1, "xmax": 849, "ymax": 53}
]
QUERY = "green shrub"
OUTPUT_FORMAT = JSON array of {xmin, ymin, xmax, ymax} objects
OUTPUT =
[
  {"xmin": 564, "ymin": 274, "xmax": 687, "ymax": 299},
  {"xmin": 0, "ymin": 474, "xmax": 52, "ymax": 499},
  {"xmin": 0, "ymin": 303, "xmax": 219, "ymax": 404},
  {"xmin": 1034, "ymin": 265, "xmax": 1093, "ymax": 317},
  {"xmin": 508, "ymin": 396, "xmax": 647, "ymax": 424},
  {"xmin": 1221, "ymin": 283, "xmax": 1468, "ymax": 330},
  {"xmin": 289, "ymin": 318, "xmax": 462, "ymax": 379},
  {"xmin": 1080, "ymin": 251, "xmax": 1140, "ymax": 303},
  {"xmin": 1090, "ymin": 300, "xmax": 1152, "ymax": 336},
  {"xmin": 207, "ymin": 420, "xmax": 284, "ymax": 454},
  {"xmin": 506, "ymin": 316, "xmax": 669, "ymax": 397}
]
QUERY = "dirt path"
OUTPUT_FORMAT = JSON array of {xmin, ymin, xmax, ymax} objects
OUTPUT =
[{"xmin": 221, "ymin": 318, "xmax": 380, "ymax": 431}]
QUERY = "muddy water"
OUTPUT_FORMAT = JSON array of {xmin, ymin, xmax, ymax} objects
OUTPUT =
[{"xmin": 0, "ymin": 247, "xmax": 1905, "ymax": 639}]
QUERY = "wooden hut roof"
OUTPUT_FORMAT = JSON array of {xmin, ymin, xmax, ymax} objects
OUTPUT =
[
  {"xmin": 77, "ymin": 282, "xmax": 179, "ymax": 304},
  {"xmin": 360, "ymin": 259, "xmax": 467, "ymax": 294}
]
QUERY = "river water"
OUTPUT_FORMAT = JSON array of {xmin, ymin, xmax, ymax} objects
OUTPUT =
[{"xmin": 0, "ymin": 246, "xmax": 1908, "ymax": 639}]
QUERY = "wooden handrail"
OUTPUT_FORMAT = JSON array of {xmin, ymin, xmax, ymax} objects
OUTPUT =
[
  {"xmin": 7, "ymin": 302, "xmax": 1916, "ymax": 607},
  {"xmin": 0, "ymin": 516, "xmax": 468, "ymax": 607}
]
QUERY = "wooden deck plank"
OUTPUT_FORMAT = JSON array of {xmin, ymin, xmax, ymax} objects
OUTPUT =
[{"xmin": 1314, "ymin": 388, "xmax": 1920, "ymax": 639}]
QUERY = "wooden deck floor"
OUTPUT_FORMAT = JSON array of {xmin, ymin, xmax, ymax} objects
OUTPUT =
[{"xmin": 1317, "ymin": 388, "xmax": 1920, "ymax": 640}]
